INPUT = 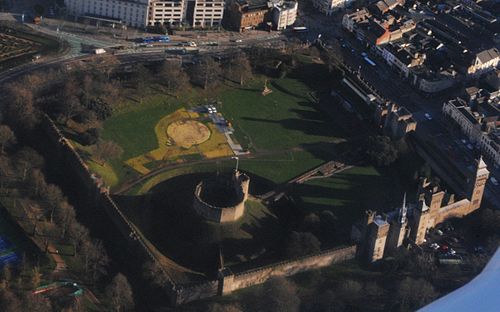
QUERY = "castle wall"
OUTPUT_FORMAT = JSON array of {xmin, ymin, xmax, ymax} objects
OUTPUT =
[
  {"xmin": 41, "ymin": 116, "xmax": 178, "ymax": 302},
  {"xmin": 229, "ymin": 245, "xmax": 357, "ymax": 291}
]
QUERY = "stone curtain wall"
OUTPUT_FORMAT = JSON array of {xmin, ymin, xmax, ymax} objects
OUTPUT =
[
  {"xmin": 41, "ymin": 115, "xmax": 178, "ymax": 298},
  {"xmin": 228, "ymin": 245, "xmax": 357, "ymax": 292}
]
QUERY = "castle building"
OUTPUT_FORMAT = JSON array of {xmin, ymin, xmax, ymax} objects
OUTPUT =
[{"xmin": 355, "ymin": 157, "xmax": 489, "ymax": 262}]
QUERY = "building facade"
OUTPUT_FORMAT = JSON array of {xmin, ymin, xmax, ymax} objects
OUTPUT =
[
  {"xmin": 272, "ymin": 1, "xmax": 297, "ymax": 30},
  {"xmin": 148, "ymin": 0, "xmax": 186, "ymax": 27},
  {"xmin": 228, "ymin": 0, "xmax": 269, "ymax": 31},
  {"xmin": 65, "ymin": 0, "xmax": 224, "ymax": 28},
  {"xmin": 192, "ymin": 0, "xmax": 225, "ymax": 28},
  {"xmin": 355, "ymin": 158, "xmax": 489, "ymax": 262},
  {"xmin": 443, "ymin": 98, "xmax": 500, "ymax": 166},
  {"xmin": 312, "ymin": 0, "xmax": 353, "ymax": 16},
  {"xmin": 467, "ymin": 48, "xmax": 500, "ymax": 77},
  {"xmin": 65, "ymin": 0, "xmax": 150, "ymax": 27}
]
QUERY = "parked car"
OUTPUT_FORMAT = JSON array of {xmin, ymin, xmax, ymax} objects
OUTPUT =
[{"xmin": 430, "ymin": 243, "xmax": 440, "ymax": 250}]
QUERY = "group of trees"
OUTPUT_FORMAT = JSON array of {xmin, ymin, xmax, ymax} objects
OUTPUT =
[
  {"xmin": 0, "ymin": 125, "xmax": 137, "ymax": 310},
  {"xmin": 363, "ymin": 135, "xmax": 399, "ymax": 167},
  {"xmin": 197, "ymin": 273, "xmax": 438, "ymax": 312}
]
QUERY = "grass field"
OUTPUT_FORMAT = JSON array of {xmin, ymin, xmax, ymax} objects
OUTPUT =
[
  {"xmin": 96, "ymin": 62, "xmax": 348, "ymax": 192},
  {"xmin": 292, "ymin": 166, "xmax": 405, "ymax": 225},
  {"xmin": 218, "ymin": 72, "xmax": 345, "ymax": 152}
]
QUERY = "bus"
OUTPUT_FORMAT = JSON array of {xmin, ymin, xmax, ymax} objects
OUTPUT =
[
  {"xmin": 363, "ymin": 56, "xmax": 376, "ymax": 66},
  {"xmin": 292, "ymin": 26, "xmax": 308, "ymax": 32},
  {"xmin": 140, "ymin": 35, "xmax": 170, "ymax": 44}
]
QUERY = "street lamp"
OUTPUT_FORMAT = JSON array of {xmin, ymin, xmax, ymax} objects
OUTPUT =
[{"xmin": 231, "ymin": 156, "xmax": 239, "ymax": 172}]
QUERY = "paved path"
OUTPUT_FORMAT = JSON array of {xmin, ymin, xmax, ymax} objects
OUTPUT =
[{"xmin": 46, "ymin": 243, "xmax": 67, "ymax": 274}]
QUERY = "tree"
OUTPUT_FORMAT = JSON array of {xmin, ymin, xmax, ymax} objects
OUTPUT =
[
  {"xmin": 28, "ymin": 169, "xmax": 47, "ymax": 198},
  {"xmin": 82, "ymin": 239, "xmax": 109, "ymax": 283},
  {"xmin": 0, "ymin": 156, "xmax": 12, "ymax": 191},
  {"xmin": 284, "ymin": 231, "xmax": 321, "ymax": 258},
  {"xmin": 92, "ymin": 140, "xmax": 123, "ymax": 165},
  {"xmin": 397, "ymin": 277, "xmax": 438, "ymax": 310},
  {"xmin": 364, "ymin": 135, "xmax": 398, "ymax": 167},
  {"xmin": 158, "ymin": 60, "xmax": 190, "ymax": 94},
  {"xmin": 69, "ymin": 222, "xmax": 90, "ymax": 254},
  {"xmin": 224, "ymin": 53, "xmax": 252, "ymax": 85},
  {"xmin": 142, "ymin": 260, "xmax": 170, "ymax": 288},
  {"xmin": 105, "ymin": 273, "xmax": 135, "ymax": 312},
  {"xmin": 338, "ymin": 279, "xmax": 363, "ymax": 301},
  {"xmin": 207, "ymin": 303, "xmax": 243, "ymax": 312},
  {"xmin": 312, "ymin": 289, "xmax": 346, "ymax": 312},
  {"xmin": 42, "ymin": 184, "xmax": 65, "ymax": 223},
  {"xmin": 0, "ymin": 289, "xmax": 22, "ymax": 312},
  {"xmin": 14, "ymin": 147, "xmax": 44, "ymax": 181},
  {"xmin": 191, "ymin": 56, "xmax": 222, "ymax": 89},
  {"xmin": 5, "ymin": 83, "xmax": 38, "ymax": 129},
  {"xmin": 22, "ymin": 292, "xmax": 52, "ymax": 312},
  {"xmin": 0, "ymin": 125, "xmax": 16, "ymax": 154},
  {"xmin": 55, "ymin": 201, "xmax": 76, "ymax": 239},
  {"xmin": 31, "ymin": 266, "xmax": 42, "ymax": 288},
  {"xmin": 257, "ymin": 277, "xmax": 300, "ymax": 312}
]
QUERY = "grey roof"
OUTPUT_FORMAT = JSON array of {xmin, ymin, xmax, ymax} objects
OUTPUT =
[{"xmin": 476, "ymin": 48, "xmax": 500, "ymax": 64}]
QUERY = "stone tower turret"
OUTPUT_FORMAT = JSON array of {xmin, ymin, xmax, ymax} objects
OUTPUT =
[
  {"xmin": 411, "ymin": 199, "xmax": 431, "ymax": 245},
  {"xmin": 469, "ymin": 157, "xmax": 489, "ymax": 212},
  {"xmin": 365, "ymin": 213, "xmax": 390, "ymax": 262},
  {"xmin": 386, "ymin": 194, "xmax": 409, "ymax": 254}
]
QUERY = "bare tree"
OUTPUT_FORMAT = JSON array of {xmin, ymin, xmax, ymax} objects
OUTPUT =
[
  {"xmin": 142, "ymin": 260, "xmax": 170, "ymax": 288},
  {"xmin": 14, "ymin": 147, "xmax": 44, "ymax": 181},
  {"xmin": 224, "ymin": 53, "xmax": 252, "ymax": 85},
  {"xmin": 42, "ymin": 184, "xmax": 65, "ymax": 223},
  {"xmin": 55, "ymin": 201, "xmax": 76, "ymax": 239},
  {"xmin": 0, "ymin": 289, "xmax": 22, "ymax": 312},
  {"xmin": 30, "ymin": 266, "xmax": 42, "ymax": 288},
  {"xmin": 69, "ymin": 222, "xmax": 90, "ymax": 254},
  {"xmin": 92, "ymin": 140, "xmax": 123, "ymax": 165},
  {"xmin": 5, "ymin": 84, "xmax": 38, "ymax": 129},
  {"xmin": 22, "ymin": 292, "xmax": 52, "ymax": 312},
  {"xmin": 158, "ymin": 60, "xmax": 190, "ymax": 95},
  {"xmin": 0, "ymin": 125, "xmax": 16, "ymax": 154},
  {"xmin": 284, "ymin": 231, "xmax": 321, "ymax": 258},
  {"xmin": 397, "ymin": 277, "xmax": 438, "ymax": 310},
  {"xmin": 207, "ymin": 303, "xmax": 243, "ymax": 312},
  {"xmin": 105, "ymin": 273, "xmax": 135, "ymax": 312},
  {"xmin": 257, "ymin": 277, "xmax": 300, "ymax": 312},
  {"xmin": 191, "ymin": 56, "xmax": 222, "ymax": 89},
  {"xmin": 83, "ymin": 239, "xmax": 109, "ymax": 283},
  {"xmin": 0, "ymin": 156, "xmax": 12, "ymax": 192},
  {"xmin": 28, "ymin": 169, "xmax": 47, "ymax": 198}
]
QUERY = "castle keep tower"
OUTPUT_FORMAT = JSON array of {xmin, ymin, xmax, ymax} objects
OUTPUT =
[{"xmin": 193, "ymin": 171, "xmax": 250, "ymax": 223}]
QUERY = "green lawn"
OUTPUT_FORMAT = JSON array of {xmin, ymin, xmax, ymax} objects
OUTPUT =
[
  {"xmin": 219, "ymin": 76, "xmax": 345, "ymax": 152},
  {"xmin": 101, "ymin": 94, "xmax": 181, "ymax": 160},
  {"xmin": 238, "ymin": 150, "xmax": 326, "ymax": 184},
  {"xmin": 292, "ymin": 166, "xmax": 405, "ymax": 224}
]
